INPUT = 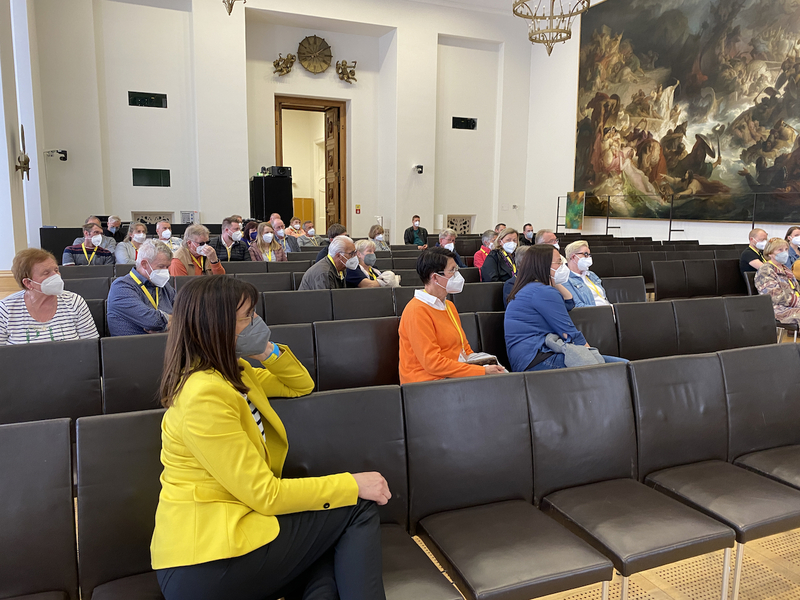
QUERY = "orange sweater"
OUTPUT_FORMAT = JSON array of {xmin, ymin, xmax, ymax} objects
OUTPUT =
[{"xmin": 399, "ymin": 297, "xmax": 485, "ymax": 384}]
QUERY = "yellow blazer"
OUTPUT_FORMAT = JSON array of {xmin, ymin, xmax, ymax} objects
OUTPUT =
[{"xmin": 150, "ymin": 346, "xmax": 359, "ymax": 569}]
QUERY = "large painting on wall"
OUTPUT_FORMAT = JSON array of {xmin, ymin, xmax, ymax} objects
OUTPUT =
[{"xmin": 574, "ymin": 0, "xmax": 800, "ymax": 222}]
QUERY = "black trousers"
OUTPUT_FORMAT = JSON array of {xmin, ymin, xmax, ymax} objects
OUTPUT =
[{"xmin": 157, "ymin": 499, "xmax": 385, "ymax": 600}]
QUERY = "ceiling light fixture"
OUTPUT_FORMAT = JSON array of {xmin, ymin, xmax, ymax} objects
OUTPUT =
[{"xmin": 512, "ymin": 0, "xmax": 590, "ymax": 56}]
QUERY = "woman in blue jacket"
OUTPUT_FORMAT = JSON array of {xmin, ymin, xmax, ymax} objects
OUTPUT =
[
  {"xmin": 561, "ymin": 240, "xmax": 610, "ymax": 307},
  {"xmin": 504, "ymin": 244, "xmax": 626, "ymax": 371}
]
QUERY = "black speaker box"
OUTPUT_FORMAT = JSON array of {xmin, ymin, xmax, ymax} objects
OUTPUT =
[{"xmin": 250, "ymin": 176, "xmax": 294, "ymax": 222}]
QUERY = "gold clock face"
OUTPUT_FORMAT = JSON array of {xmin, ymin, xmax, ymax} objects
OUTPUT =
[{"xmin": 298, "ymin": 35, "xmax": 332, "ymax": 74}]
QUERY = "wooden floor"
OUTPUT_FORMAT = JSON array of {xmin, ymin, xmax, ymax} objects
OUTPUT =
[{"xmin": 414, "ymin": 529, "xmax": 800, "ymax": 600}]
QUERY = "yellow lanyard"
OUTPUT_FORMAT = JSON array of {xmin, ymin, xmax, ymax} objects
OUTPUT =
[
  {"xmin": 190, "ymin": 254, "xmax": 205, "ymax": 273},
  {"xmin": 500, "ymin": 250, "xmax": 517, "ymax": 274},
  {"xmin": 129, "ymin": 271, "xmax": 159, "ymax": 309},
  {"xmin": 225, "ymin": 244, "xmax": 231, "ymax": 261},
  {"xmin": 82, "ymin": 243, "xmax": 98, "ymax": 265},
  {"xmin": 480, "ymin": 247, "xmax": 489, "ymax": 256},
  {"xmin": 444, "ymin": 303, "xmax": 466, "ymax": 353},
  {"xmin": 773, "ymin": 261, "xmax": 800, "ymax": 297},
  {"xmin": 750, "ymin": 245, "xmax": 765, "ymax": 262},
  {"xmin": 327, "ymin": 255, "xmax": 344, "ymax": 280},
  {"xmin": 368, "ymin": 268, "xmax": 377, "ymax": 280},
  {"xmin": 266, "ymin": 248, "xmax": 274, "ymax": 262},
  {"xmin": 585, "ymin": 276, "xmax": 603, "ymax": 297}
]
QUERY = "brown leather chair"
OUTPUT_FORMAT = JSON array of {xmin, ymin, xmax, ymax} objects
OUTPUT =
[
  {"xmin": 0, "ymin": 418, "xmax": 78, "ymax": 600},
  {"xmin": 331, "ymin": 287, "xmax": 395, "ymax": 320},
  {"xmin": 609, "ymin": 253, "xmax": 641, "ymax": 277},
  {"xmin": 684, "ymin": 259, "xmax": 717, "ymax": 297},
  {"xmin": 715, "ymin": 258, "xmax": 748, "ymax": 295},
  {"xmin": 570, "ymin": 305, "xmax": 620, "ymax": 357},
  {"xmin": 60, "ymin": 264, "xmax": 115, "ymax": 280},
  {"xmin": 234, "ymin": 272, "xmax": 293, "ymax": 292},
  {"xmin": 270, "ymin": 323, "xmax": 316, "ymax": 388},
  {"xmin": 100, "ymin": 333, "xmax": 168, "ymax": 413},
  {"xmin": 64, "ymin": 277, "xmax": 111, "ymax": 300},
  {"xmin": 393, "ymin": 286, "xmax": 422, "ymax": 315},
  {"xmin": 600, "ymin": 276, "xmax": 646, "ymax": 303},
  {"xmin": 220, "ymin": 261, "xmax": 266, "ymax": 274},
  {"xmin": 724, "ymin": 295, "xmax": 776, "ymax": 348},
  {"xmin": 392, "ymin": 269, "xmax": 424, "ymax": 286},
  {"xmin": 449, "ymin": 282, "xmax": 504, "ymax": 313},
  {"xmin": 267, "ymin": 260, "xmax": 310, "ymax": 273},
  {"xmin": 476, "ymin": 311, "xmax": 509, "ymax": 369},
  {"xmin": 672, "ymin": 297, "xmax": 731, "ymax": 354},
  {"xmin": 86, "ymin": 298, "xmax": 108, "ymax": 337},
  {"xmin": 614, "ymin": 301, "xmax": 678, "ymax": 360},
  {"xmin": 263, "ymin": 290, "xmax": 333, "ymax": 325},
  {"xmin": 403, "ymin": 374, "xmax": 613, "ymax": 600},
  {"xmin": 652, "ymin": 260, "xmax": 688, "ymax": 300},
  {"xmin": 458, "ymin": 312, "xmax": 481, "ymax": 353}
]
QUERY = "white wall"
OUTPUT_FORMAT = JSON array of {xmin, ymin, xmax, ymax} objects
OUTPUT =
[{"xmin": 281, "ymin": 108, "xmax": 323, "ymax": 200}]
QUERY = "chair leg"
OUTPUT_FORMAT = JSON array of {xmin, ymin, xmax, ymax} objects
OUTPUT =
[
  {"xmin": 620, "ymin": 575, "xmax": 629, "ymax": 600},
  {"xmin": 794, "ymin": 329, "xmax": 797, "ymax": 343},
  {"xmin": 731, "ymin": 542, "xmax": 745, "ymax": 600},
  {"xmin": 778, "ymin": 328, "xmax": 784, "ymax": 343},
  {"xmin": 721, "ymin": 546, "xmax": 732, "ymax": 600},
  {"xmin": 601, "ymin": 580, "xmax": 609, "ymax": 600}
]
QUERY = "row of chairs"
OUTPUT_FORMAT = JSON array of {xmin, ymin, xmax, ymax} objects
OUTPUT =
[
  {"xmin": 652, "ymin": 259, "xmax": 750, "ymax": 300},
  {"xmin": 9, "ymin": 343, "xmax": 800, "ymax": 600},
  {"xmin": 0, "ymin": 294, "xmax": 778, "ymax": 425}
]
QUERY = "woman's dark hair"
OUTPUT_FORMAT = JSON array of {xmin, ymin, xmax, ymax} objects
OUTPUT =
[
  {"xmin": 785, "ymin": 225, "xmax": 800, "ymax": 243},
  {"xmin": 417, "ymin": 247, "xmax": 456, "ymax": 284},
  {"xmin": 160, "ymin": 275, "xmax": 259, "ymax": 408},
  {"xmin": 506, "ymin": 244, "xmax": 557, "ymax": 303}
]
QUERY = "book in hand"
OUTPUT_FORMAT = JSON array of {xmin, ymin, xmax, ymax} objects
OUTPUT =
[{"xmin": 459, "ymin": 352, "xmax": 506, "ymax": 371}]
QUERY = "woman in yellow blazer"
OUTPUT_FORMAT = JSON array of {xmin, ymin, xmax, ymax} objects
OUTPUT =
[{"xmin": 151, "ymin": 275, "xmax": 390, "ymax": 600}]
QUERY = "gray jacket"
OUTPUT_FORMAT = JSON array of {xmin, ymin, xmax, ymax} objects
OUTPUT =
[
  {"xmin": 298, "ymin": 255, "xmax": 346, "ymax": 290},
  {"xmin": 545, "ymin": 333, "xmax": 605, "ymax": 367}
]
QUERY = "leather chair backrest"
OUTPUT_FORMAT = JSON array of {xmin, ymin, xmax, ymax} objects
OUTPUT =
[
  {"xmin": 235, "ymin": 272, "xmax": 293, "ymax": 292},
  {"xmin": 592, "ymin": 246, "xmax": 608, "ymax": 254},
  {"xmin": 85, "ymin": 298, "xmax": 107, "ymax": 337},
  {"xmin": 393, "ymin": 269, "xmax": 423, "ymax": 286},
  {"xmin": 590, "ymin": 253, "xmax": 614, "ymax": 278},
  {"xmin": 569, "ymin": 305, "xmax": 619, "ymax": 356},
  {"xmin": 403, "ymin": 374, "xmax": 533, "ymax": 532},
  {"xmin": 715, "ymin": 258, "xmax": 748, "ymax": 296},
  {"xmin": 637, "ymin": 251, "xmax": 667, "ymax": 284},
  {"xmin": 602, "ymin": 276, "xmax": 647, "ymax": 303},
  {"xmin": 719, "ymin": 344, "xmax": 800, "ymax": 461},
  {"xmin": 268, "ymin": 260, "xmax": 310, "ymax": 273},
  {"xmin": 634, "ymin": 245, "xmax": 654, "ymax": 251},
  {"xmin": 653, "ymin": 260, "xmax": 688, "ymax": 300},
  {"xmin": 76, "ymin": 409, "xmax": 165, "ymax": 599},
  {"xmin": 263, "ymin": 289, "xmax": 333, "ymax": 325},
  {"xmin": 715, "ymin": 249, "xmax": 742, "ymax": 260},
  {"xmin": 610, "ymin": 253, "xmax": 641, "ymax": 277},
  {"xmin": 0, "ymin": 418, "xmax": 78, "ymax": 600},
  {"xmin": 60, "ymin": 264, "xmax": 115, "ymax": 279},
  {"xmin": 172, "ymin": 275, "xmax": 196, "ymax": 292},
  {"xmin": 114, "ymin": 263, "xmax": 135, "ymax": 277},
  {"xmin": 375, "ymin": 251, "xmax": 392, "ymax": 258},
  {"xmin": 391, "ymin": 249, "xmax": 422, "ymax": 257},
  {"xmin": 670, "ymin": 250, "xmax": 714, "ymax": 261},
  {"xmin": 393, "ymin": 257, "xmax": 419, "ymax": 270},
  {"xmin": 374, "ymin": 257, "xmax": 393, "ymax": 270},
  {"xmin": 614, "ymin": 301, "xmax": 678, "ymax": 360},
  {"xmin": 459, "ymin": 312, "xmax": 481, "ymax": 352},
  {"xmin": 0, "ymin": 339, "xmax": 102, "ymax": 425},
  {"xmin": 605, "ymin": 246, "xmax": 631, "ymax": 253},
  {"xmin": 724, "ymin": 295, "xmax": 776, "ymax": 348},
  {"xmin": 287, "ymin": 252, "xmax": 318, "ymax": 262},
  {"xmin": 629, "ymin": 354, "xmax": 728, "ymax": 480},
  {"xmin": 461, "ymin": 267, "xmax": 481, "ymax": 283},
  {"xmin": 744, "ymin": 270, "xmax": 757, "ymax": 295},
  {"xmin": 393, "ymin": 286, "xmax": 422, "ymax": 315},
  {"xmin": 449, "ymin": 281, "xmax": 504, "ymax": 313},
  {"xmin": 331, "ymin": 287, "xmax": 395, "ymax": 320},
  {"xmin": 673, "ymin": 297, "xmax": 731, "ymax": 354},
  {"xmin": 314, "ymin": 317, "xmax": 400, "ymax": 391},
  {"xmin": 526, "ymin": 363, "xmax": 636, "ymax": 504},
  {"xmin": 684, "ymin": 259, "xmax": 717, "ymax": 297},
  {"xmin": 270, "ymin": 323, "xmax": 316, "ymax": 386},
  {"xmin": 100, "ymin": 333, "xmax": 168, "ymax": 413},
  {"xmin": 273, "ymin": 386, "xmax": 408, "ymax": 527},
  {"xmin": 217, "ymin": 261, "xmax": 266, "ymax": 274},
  {"xmin": 476, "ymin": 311, "xmax": 509, "ymax": 369}
]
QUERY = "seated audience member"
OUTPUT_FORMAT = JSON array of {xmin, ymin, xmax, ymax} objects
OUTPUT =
[
  {"xmin": 104, "ymin": 215, "xmax": 125, "ymax": 244},
  {"xmin": 0, "ymin": 248, "xmax": 98, "ymax": 344},
  {"xmin": 755, "ymin": 237, "xmax": 800, "ymax": 326},
  {"xmin": 287, "ymin": 216, "xmax": 304, "ymax": 237},
  {"xmin": 151, "ymin": 275, "xmax": 388, "ymax": 599},
  {"xmin": 63, "ymin": 223, "xmax": 116, "ymax": 266},
  {"xmin": 107, "ymin": 240, "xmax": 175, "ymax": 336},
  {"xmin": 249, "ymin": 222, "xmax": 287, "ymax": 262},
  {"xmin": 785, "ymin": 225, "xmax": 800, "ymax": 270},
  {"xmin": 211, "ymin": 216, "xmax": 251, "ymax": 261},
  {"xmin": 271, "ymin": 218, "xmax": 299, "ymax": 253},
  {"xmin": 73, "ymin": 215, "xmax": 117, "ymax": 252},
  {"xmin": 502, "ymin": 245, "xmax": 530, "ymax": 305},
  {"xmin": 346, "ymin": 239, "xmax": 395, "ymax": 288},
  {"xmin": 494, "ymin": 223, "xmax": 506, "ymax": 234},
  {"xmin": 269, "ymin": 212, "xmax": 281, "ymax": 223},
  {"xmin": 520, "ymin": 223, "xmax": 534, "ymax": 246},
  {"xmin": 299, "ymin": 236, "xmax": 356, "ymax": 290},
  {"xmin": 369, "ymin": 224, "xmax": 391, "ymax": 252},
  {"xmin": 403, "ymin": 215, "xmax": 428, "ymax": 249},
  {"xmin": 561, "ymin": 240, "xmax": 609, "ymax": 307},
  {"xmin": 115, "ymin": 222, "xmax": 149, "ymax": 264},
  {"xmin": 169, "ymin": 224, "xmax": 226, "ymax": 276},
  {"xmin": 436, "ymin": 228, "xmax": 466, "ymax": 268},
  {"xmin": 740, "ymin": 228, "xmax": 768, "ymax": 275},
  {"xmin": 315, "ymin": 223, "xmax": 348, "ymax": 262},
  {"xmin": 535, "ymin": 228, "xmax": 559, "ymax": 248},
  {"xmin": 481, "ymin": 227, "xmax": 518, "ymax": 283},
  {"xmin": 399, "ymin": 247, "xmax": 506, "ymax": 384},
  {"xmin": 156, "ymin": 220, "xmax": 182, "ymax": 253},
  {"xmin": 474, "ymin": 230, "xmax": 497, "ymax": 277},
  {"xmin": 297, "ymin": 221, "xmax": 324, "ymax": 248},
  {"xmin": 242, "ymin": 220, "xmax": 259, "ymax": 247},
  {"xmin": 505, "ymin": 245, "xmax": 626, "ymax": 372}
]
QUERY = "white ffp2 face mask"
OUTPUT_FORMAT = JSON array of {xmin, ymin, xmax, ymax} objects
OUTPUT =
[
  {"xmin": 149, "ymin": 268, "xmax": 170, "ymax": 288},
  {"xmin": 755, "ymin": 239, "xmax": 767, "ymax": 250},
  {"xmin": 577, "ymin": 256, "xmax": 593, "ymax": 272},
  {"xmin": 30, "ymin": 273, "xmax": 64, "ymax": 296},
  {"xmin": 413, "ymin": 221, "xmax": 420, "ymax": 227},
  {"xmin": 443, "ymin": 242, "xmax": 455, "ymax": 251},
  {"xmin": 90, "ymin": 234, "xmax": 103, "ymax": 246},
  {"xmin": 503, "ymin": 241, "xmax": 517, "ymax": 254},
  {"xmin": 160, "ymin": 229, "xmax": 172, "ymax": 240},
  {"xmin": 552, "ymin": 263, "xmax": 570, "ymax": 285},
  {"xmin": 262, "ymin": 233, "xmax": 274, "ymax": 244},
  {"xmin": 308, "ymin": 228, "xmax": 316, "ymax": 236},
  {"xmin": 231, "ymin": 230, "xmax": 243, "ymax": 242},
  {"xmin": 345, "ymin": 255, "xmax": 360, "ymax": 270},
  {"xmin": 276, "ymin": 228, "xmax": 285, "ymax": 238},
  {"xmin": 133, "ymin": 232, "xmax": 147, "ymax": 244},
  {"xmin": 436, "ymin": 271, "xmax": 465, "ymax": 294},
  {"xmin": 374, "ymin": 234, "xmax": 383, "ymax": 241}
]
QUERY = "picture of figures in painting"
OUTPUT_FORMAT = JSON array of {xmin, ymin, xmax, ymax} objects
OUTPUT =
[{"xmin": 574, "ymin": 0, "xmax": 800, "ymax": 222}]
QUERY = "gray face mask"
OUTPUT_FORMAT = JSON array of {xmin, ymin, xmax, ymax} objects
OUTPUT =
[
  {"xmin": 363, "ymin": 253, "xmax": 377, "ymax": 266},
  {"xmin": 236, "ymin": 314, "xmax": 272, "ymax": 359}
]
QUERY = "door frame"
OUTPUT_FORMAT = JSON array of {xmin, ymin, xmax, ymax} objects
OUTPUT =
[{"xmin": 275, "ymin": 95, "xmax": 347, "ymax": 229}]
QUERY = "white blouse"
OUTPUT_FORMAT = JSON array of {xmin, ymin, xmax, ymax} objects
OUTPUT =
[{"xmin": 0, "ymin": 291, "xmax": 99, "ymax": 345}]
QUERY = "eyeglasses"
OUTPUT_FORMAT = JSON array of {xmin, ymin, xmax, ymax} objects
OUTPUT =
[
  {"xmin": 437, "ymin": 266, "xmax": 460, "ymax": 276},
  {"xmin": 343, "ymin": 250, "xmax": 358, "ymax": 258},
  {"xmin": 574, "ymin": 251, "xmax": 591, "ymax": 258}
]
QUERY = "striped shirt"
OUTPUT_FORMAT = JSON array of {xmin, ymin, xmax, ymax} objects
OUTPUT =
[
  {"xmin": 62, "ymin": 244, "xmax": 115, "ymax": 266},
  {"xmin": 0, "ymin": 291, "xmax": 99, "ymax": 345},
  {"xmin": 244, "ymin": 394, "xmax": 266, "ymax": 443}
]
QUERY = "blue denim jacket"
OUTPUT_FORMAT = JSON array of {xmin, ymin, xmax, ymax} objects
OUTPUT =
[{"xmin": 562, "ymin": 270, "xmax": 606, "ymax": 308}]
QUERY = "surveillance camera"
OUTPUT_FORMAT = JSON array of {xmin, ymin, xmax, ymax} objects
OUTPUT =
[
  {"xmin": 414, "ymin": 165, "xmax": 423, "ymax": 174},
  {"xmin": 57, "ymin": 150, "xmax": 67, "ymax": 161}
]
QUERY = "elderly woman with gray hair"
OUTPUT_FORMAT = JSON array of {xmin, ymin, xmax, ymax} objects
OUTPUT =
[
  {"xmin": 107, "ymin": 239, "xmax": 176, "ymax": 336},
  {"xmin": 561, "ymin": 240, "xmax": 610, "ymax": 307},
  {"xmin": 346, "ymin": 239, "xmax": 399, "ymax": 288}
]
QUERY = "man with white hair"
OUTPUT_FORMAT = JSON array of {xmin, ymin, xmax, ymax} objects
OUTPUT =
[
  {"xmin": 104, "ymin": 215, "xmax": 125, "ymax": 244},
  {"xmin": 156, "ymin": 220, "xmax": 182, "ymax": 252},
  {"xmin": 436, "ymin": 228, "xmax": 466, "ymax": 268},
  {"xmin": 535, "ymin": 228, "xmax": 559, "ymax": 249},
  {"xmin": 107, "ymin": 239, "xmax": 176, "ymax": 336},
  {"xmin": 298, "ymin": 235, "xmax": 357, "ymax": 290}
]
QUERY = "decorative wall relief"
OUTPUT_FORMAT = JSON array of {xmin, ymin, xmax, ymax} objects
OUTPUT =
[
  {"xmin": 273, "ymin": 54, "xmax": 296, "ymax": 76},
  {"xmin": 336, "ymin": 60, "xmax": 358, "ymax": 84}
]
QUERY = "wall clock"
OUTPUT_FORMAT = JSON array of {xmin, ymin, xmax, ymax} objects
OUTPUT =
[{"xmin": 297, "ymin": 35, "xmax": 332, "ymax": 74}]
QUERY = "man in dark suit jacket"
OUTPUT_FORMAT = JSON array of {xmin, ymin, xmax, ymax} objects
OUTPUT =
[
  {"xmin": 403, "ymin": 215, "xmax": 428, "ymax": 248},
  {"xmin": 104, "ymin": 215, "xmax": 125, "ymax": 244}
]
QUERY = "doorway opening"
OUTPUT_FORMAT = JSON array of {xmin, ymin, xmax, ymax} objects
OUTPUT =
[{"xmin": 275, "ymin": 96, "xmax": 347, "ymax": 233}]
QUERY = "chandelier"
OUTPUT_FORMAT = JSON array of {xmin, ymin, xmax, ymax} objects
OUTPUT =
[{"xmin": 512, "ymin": 0, "xmax": 590, "ymax": 55}]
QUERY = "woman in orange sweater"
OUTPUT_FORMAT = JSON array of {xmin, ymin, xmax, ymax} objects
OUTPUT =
[{"xmin": 399, "ymin": 247, "xmax": 506, "ymax": 384}]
